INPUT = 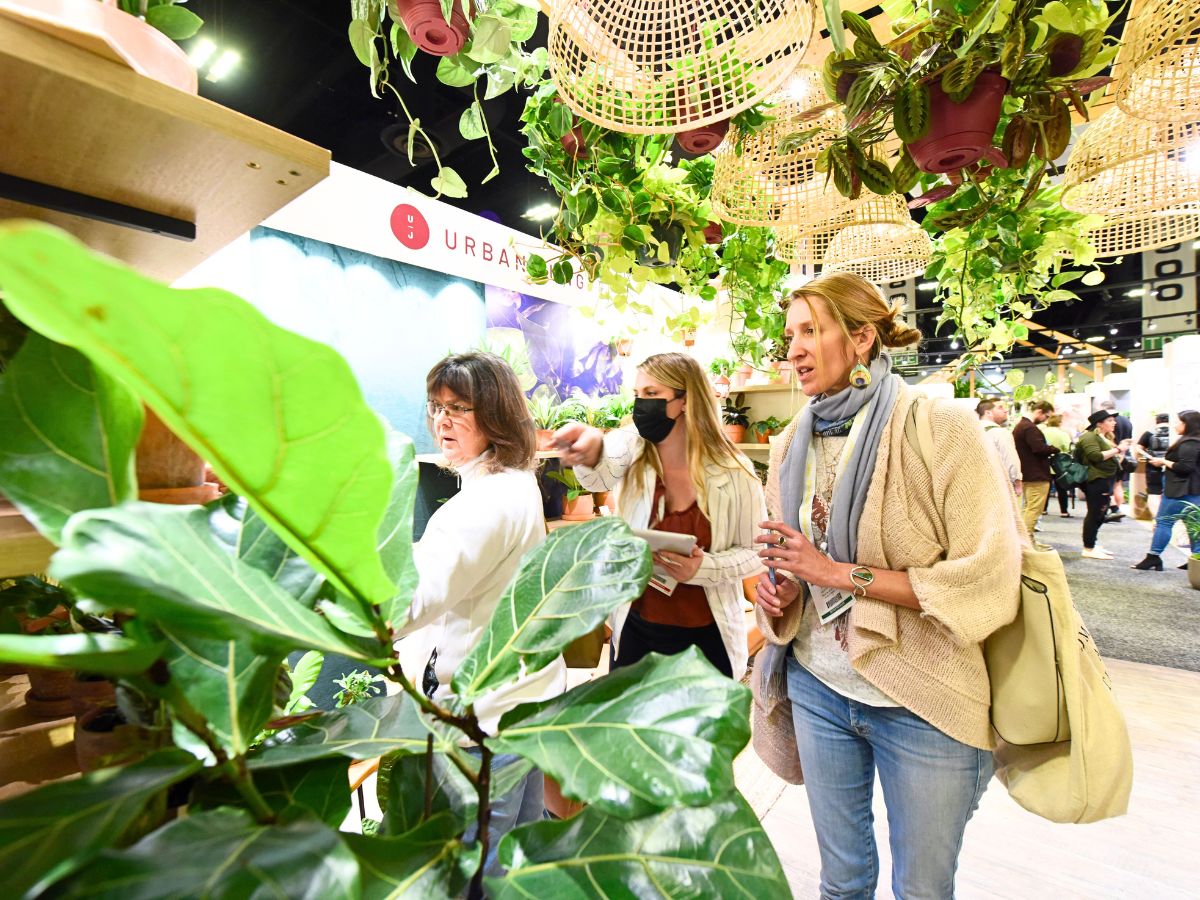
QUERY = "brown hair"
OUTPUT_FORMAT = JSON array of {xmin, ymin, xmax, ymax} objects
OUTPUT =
[
  {"xmin": 425, "ymin": 352, "xmax": 536, "ymax": 472},
  {"xmin": 784, "ymin": 271, "xmax": 922, "ymax": 364},
  {"xmin": 1046, "ymin": 413, "xmax": 1063, "ymax": 427},
  {"xmin": 1028, "ymin": 400, "xmax": 1055, "ymax": 415},
  {"xmin": 975, "ymin": 399, "xmax": 1000, "ymax": 418}
]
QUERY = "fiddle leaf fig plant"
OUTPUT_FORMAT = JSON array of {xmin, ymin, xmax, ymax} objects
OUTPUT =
[
  {"xmin": 117, "ymin": 0, "xmax": 203, "ymax": 41},
  {"xmin": 0, "ymin": 222, "xmax": 790, "ymax": 898}
]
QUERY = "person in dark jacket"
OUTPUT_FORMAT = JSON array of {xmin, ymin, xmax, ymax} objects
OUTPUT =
[
  {"xmin": 1099, "ymin": 399, "xmax": 1133, "ymax": 512},
  {"xmin": 1013, "ymin": 401, "xmax": 1058, "ymax": 545},
  {"xmin": 1077, "ymin": 410, "xmax": 1131, "ymax": 560},
  {"xmin": 1132, "ymin": 410, "xmax": 1200, "ymax": 571},
  {"xmin": 1137, "ymin": 413, "xmax": 1172, "ymax": 501}
]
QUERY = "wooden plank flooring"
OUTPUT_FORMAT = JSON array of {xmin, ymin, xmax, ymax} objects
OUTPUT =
[{"xmin": 744, "ymin": 658, "xmax": 1200, "ymax": 899}]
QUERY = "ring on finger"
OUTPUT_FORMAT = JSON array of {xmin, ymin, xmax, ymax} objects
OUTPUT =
[{"xmin": 777, "ymin": 535, "xmax": 787, "ymax": 548}]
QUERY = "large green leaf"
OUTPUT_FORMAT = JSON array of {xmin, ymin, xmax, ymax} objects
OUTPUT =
[
  {"xmin": 249, "ymin": 693, "xmax": 430, "ymax": 770},
  {"xmin": 488, "ymin": 648, "xmax": 750, "ymax": 818},
  {"xmin": 452, "ymin": 517, "xmax": 650, "ymax": 702},
  {"xmin": 160, "ymin": 627, "xmax": 281, "ymax": 756},
  {"xmin": 379, "ymin": 751, "xmax": 476, "ymax": 836},
  {"xmin": 344, "ymin": 814, "xmax": 480, "ymax": 900},
  {"xmin": 0, "ymin": 333, "xmax": 141, "ymax": 544},
  {"xmin": 50, "ymin": 502, "xmax": 384, "ymax": 661},
  {"xmin": 377, "ymin": 427, "xmax": 418, "ymax": 628},
  {"xmin": 0, "ymin": 222, "xmax": 396, "ymax": 611},
  {"xmin": 208, "ymin": 494, "xmax": 324, "ymax": 605},
  {"xmin": 190, "ymin": 757, "xmax": 353, "ymax": 828},
  {"xmin": 489, "ymin": 794, "xmax": 789, "ymax": 898},
  {"xmin": 0, "ymin": 749, "xmax": 200, "ymax": 898},
  {"xmin": 0, "ymin": 632, "xmax": 162, "ymax": 675},
  {"xmin": 48, "ymin": 809, "xmax": 360, "ymax": 899}
]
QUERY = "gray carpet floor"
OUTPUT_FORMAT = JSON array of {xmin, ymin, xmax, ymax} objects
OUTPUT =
[{"xmin": 1035, "ymin": 497, "xmax": 1199, "ymax": 671}]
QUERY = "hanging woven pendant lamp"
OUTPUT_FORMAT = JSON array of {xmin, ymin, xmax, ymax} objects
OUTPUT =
[
  {"xmin": 1114, "ymin": 0, "xmax": 1200, "ymax": 123},
  {"xmin": 1062, "ymin": 107, "xmax": 1200, "ymax": 217},
  {"xmin": 1086, "ymin": 209, "xmax": 1200, "ymax": 258},
  {"xmin": 822, "ymin": 220, "xmax": 932, "ymax": 284},
  {"xmin": 546, "ymin": 0, "xmax": 815, "ymax": 138},
  {"xmin": 711, "ymin": 66, "xmax": 850, "ymax": 227},
  {"xmin": 774, "ymin": 192, "xmax": 872, "ymax": 266}
]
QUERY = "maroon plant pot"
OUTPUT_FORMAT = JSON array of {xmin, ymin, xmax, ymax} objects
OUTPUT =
[
  {"xmin": 906, "ymin": 72, "xmax": 1008, "ymax": 174},
  {"xmin": 703, "ymin": 222, "xmax": 724, "ymax": 244},
  {"xmin": 394, "ymin": 0, "xmax": 471, "ymax": 57},
  {"xmin": 676, "ymin": 117, "xmax": 729, "ymax": 155},
  {"xmin": 560, "ymin": 126, "xmax": 588, "ymax": 159}
]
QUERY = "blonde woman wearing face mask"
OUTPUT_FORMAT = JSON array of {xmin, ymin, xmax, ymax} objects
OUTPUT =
[
  {"xmin": 752, "ymin": 273, "xmax": 1023, "ymax": 899},
  {"xmin": 555, "ymin": 352, "xmax": 766, "ymax": 679}
]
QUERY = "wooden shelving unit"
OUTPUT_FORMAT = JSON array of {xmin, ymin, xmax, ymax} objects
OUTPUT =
[
  {"xmin": 0, "ymin": 505, "xmax": 53, "ymax": 579},
  {"xmin": 0, "ymin": 15, "xmax": 330, "ymax": 282},
  {"xmin": 735, "ymin": 443, "xmax": 772, "ymax": 453}
]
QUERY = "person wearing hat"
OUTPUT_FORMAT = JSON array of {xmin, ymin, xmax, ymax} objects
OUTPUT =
[{"xmin": 1075, "ymin": 409, "xmax": 1132, "ymax": 560}]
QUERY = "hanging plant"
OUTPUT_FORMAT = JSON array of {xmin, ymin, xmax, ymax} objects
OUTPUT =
[
  {"xmin": 348, "ymin": 0, "xmax": 547, "ymax": 198},
  {"xmin": 719, "ymin": 228, "xmax": 790, "ymax": 368}
]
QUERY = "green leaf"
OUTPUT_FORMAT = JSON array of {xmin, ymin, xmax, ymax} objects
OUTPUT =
[
  {"xmin": 1014, "ymin": 384, "xmax": 1035, "ymax": 402},
  {"xmin": 0, "ymin": 632, "xmax": 162, "ymax": 674},
  {"xmin": 0, "ymin": 749, "xmax": 200, "ymax": 898},
  {"xmin": 525, "ymin": 255, "xmax": 548, "ymax": 281},
  {"xmin": 547, "ymin": 101, "xmax": 572, "ymax": 139},
  {"xmin": 349, "ymin": 18, "xmax": 377, "ymax": 67},
  {"xmin": 859, "ymin": 158, "xmax": 895, "ymax": 196},
  {"xmin": 551, "ymin": 259, "xmax": 574, "ymax": 285},
  {"xmin": 435, "ymin": 55, "xmax": 477, "ymax": 87},
  {"xmin": 894, "ymin": 82, "xmax": 931, "ymax": 143},
  {"xmin": 0, "ymin": 333, "xmax": 141, "ymax": 544},
  {"xmin": 431, "ymin": 166, "xmax": 469, "ymax": 199},
  {"xmin": 492, "ymin": 0, "xmax": 538, "ymax": 42},
  {"xmin": 51, "ymin": 502, "xmax": 382, "ymax": 661},
  {"xmin": 459, "ymin": 102, "xmax": 487, "ymax": 141},
  {"xmin": 0, "ymin": 223, "xmax": 396, "ymax": 609},
  {"xmin": 490, "ymin": 794, "xmax": 788, "ymax": 898},
  {"xmin": 1039, "ymin": 0, "xmax": 1076, "ymax": 33},
  {"xmin": 49, "ymin": 809, "xmax": 359, "ymax": 899},
  {"xmin": 379, "ymin": 752, "xmax": 476, "ymax": 836},
  {"xmin": 249, "ymin": 693, "xmax": 430, "ymax": 770},
  {"xmin": 466, "ymin": 15, "xmax": 511, "ymax": 65},
  {"xmin": 823, "ymin": 0, "xmax": 847, "ymax": 53},
  {"xmin": 345, "ymin": 814, "xmax": 480, "ymax": 900},
  {"xmin": 452, "ymin": 518, "xmax": 649, "ymax": 703},
  {"xmin": 208, "ymin": 494, "xmax": 323, "ymax": 605},
  {"xmin": 485, "ymin": 67, "xmax": 517, "ymax": 99},
  {"xmin": 376, "ymin": 428, "xmax": 418, "ymax": 627},
  {"xmin": 289, "ymin": 650, "xmax": 326, "ymax": 708},
  {"xmin": 488, "ymin": 647, "xmax": 750, "ymax": 818},
  {"xmin": 942, "ymin": 54, "xmax": 986, "ymax": 103},
  {"xmin": 144, "ymin": 4, "xmax": 203, "ymax": 40},
  {"xmin": 621, "ymin": 224, "xmax": 647, "ymax": 247},
  {"xmin": 191, "ymin": 757, "xmax": 353, "ymax": 828}
]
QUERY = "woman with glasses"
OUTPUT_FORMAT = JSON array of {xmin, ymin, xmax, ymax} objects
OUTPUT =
[
  {"xmin": 397, "ymin": 351, "xmax": 565, "ymax": 871},
  {"xmin": 556, "ymin": 352, "xmax": 765, "ymax": 679}
]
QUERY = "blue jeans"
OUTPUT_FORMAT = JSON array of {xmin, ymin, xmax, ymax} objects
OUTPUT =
[
  {"xmin": 462, "ymin": 750, "xmax": 544, "ymax": 877},
  {"xmin": 1150, "ymin": 494, "xmax": 1200, "ymax": 555},
  {"xmin": 787, "ymin": 657, "xmax": 992, "ymax": 900}
]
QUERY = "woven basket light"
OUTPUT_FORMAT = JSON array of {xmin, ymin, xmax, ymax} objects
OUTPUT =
[
  {"xmin": 547, "ymin": 0, "xmax": 815, "ymax": 134},
  {"xmin": 711, "ymin": 67, "xmax": 851, "ymax": 227},
  {"xmin": 1114, "ymin": 0, "xmax": 1200, "ymax": 123},
  {"xmin": 776, "ymin": 193, "xmax": 911, "ymax": 265},
  {"xmin": 1062, "ymin": 108, "xmax": 1200, "ymax": 217},
  {"xmin": 822, "ymin": 221, "xmax": 932, "ymax": 283},
  {"xmin": 1087, "ymin": 209, "xmax": 1200, "ymax": 258}
]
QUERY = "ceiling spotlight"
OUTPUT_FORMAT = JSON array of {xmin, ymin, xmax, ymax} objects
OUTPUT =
[
  {"xmin": 1109, "ymin": 327, "xmax": 1118, "ymax": 335},
  {"xmin": 918, "ymin": 281, "xmax": 937, "ymax": 291},
  {"xmin": 1125, "ymin": 288, "xmax": 1146, "ymax": 297},
  {"xmin": 1087, "ymin": 335, "xmax": 1105, "ymax": 342},
  {"xmin": 1063, "ymin": 347, "xmax": 1073, "ymax": 355},
  {"xmin": 1148, "ymin": 321, "xmax": 1158, "ymax": 330},
  {"xmin": 522, "ymin": 202, "xmax": 559, "ymax": 221},
  {"xmin": 188, "ymin": 38, "xmax": 217, "ymax": 69},
  {"xmin": 1135, "ymin": 340, "xmax": 1142, "ymax": 348},
  {"xmin": 950, "ymin": 339, "xmax": 960, "ymax": 350},
  {"xmin": 206, "ymin": 49, "xmax": 242, "ymax": 83},
  {"xmin": 935, "ymin": 356, "xmax": 942, "ymax": 363}
]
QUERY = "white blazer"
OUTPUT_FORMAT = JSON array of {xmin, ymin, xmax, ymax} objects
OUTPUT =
[{"xmin": 575, "ymin": 428, "xmax": 767, "ymax": 678}]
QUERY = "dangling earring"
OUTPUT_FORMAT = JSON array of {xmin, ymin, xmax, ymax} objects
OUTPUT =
[{"xmin": 849, "ymin": 357, "xmax": 871, "ymax": 389}]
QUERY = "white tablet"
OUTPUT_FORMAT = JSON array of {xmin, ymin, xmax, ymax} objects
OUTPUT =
[{"xmin": 632, "ymin": 528, "xmax": 697, "ymax": 556}]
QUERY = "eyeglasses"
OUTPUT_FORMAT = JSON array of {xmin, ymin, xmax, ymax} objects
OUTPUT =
[{"xmin": 427, "ymin": 400, "xmax": 474, "ymax": 420}]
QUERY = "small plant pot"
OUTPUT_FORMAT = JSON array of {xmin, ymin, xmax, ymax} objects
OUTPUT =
[
  {"xmin": 560, "ymin": 126, "xmax": 589, "ymax": 159},
  {"xmin": 75, "ymin": 705, "xmax": 145, "ymax": 772},
  {"xmin": 731, "ymin": 365, "xmax": 752, "ymax": 389},
  {"xmin": 1189, "ymin": 556, "xmax": 1200, "ymax": 591},
  {"xmin": 137, "ymin": 407, "xmax": 216, "ymax": 505},
  {"xmin": 636, "ymin": 223, "xmax": 684, "ymax": 269},
  {"xmin": 26, "ymin": 668, "xmax": 75, "ymax": 719},
  {"xmin": 905, "ymin": 72, "xmax": 1008, "ymax": 174},
  {"xmin": 754, "ymin": 430, "xmax": 771, "ymax": 445},
  {"xmin": 593, "ymin": 491, "xmax": 612, "ymax": 512},
  {"xmin": 702, "ymin": 222, "xmax": 725, "ymax": 244},
  {"xmin": 71, "ymin": 674, "xmax": 116, "ymax": 718},
  {"xmin": 561, "ymin": 494, "xmax": 595, "ymax": 521},
  {"xmin": 536, "ymin": 429, "xmax": 558, "ymax": 451},
  {"xmin": 771, "ymin": 360, "xmax": 793, "ymax": 384},
  {"xmin": 676, "ymin": 117, "xmax": 729, "ymax": 155},
  {"xmin": 723, "ymin": 424, "xmax": 747, "ymax": 444},
  {"xmin": 393, "ymin": 0, "xmax": 471, "ymax": 57}
]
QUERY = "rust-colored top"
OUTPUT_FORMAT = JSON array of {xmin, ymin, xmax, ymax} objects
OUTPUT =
[{"xmin": 632, "ymin": 479, "xmax": 714, "ymax": 627}]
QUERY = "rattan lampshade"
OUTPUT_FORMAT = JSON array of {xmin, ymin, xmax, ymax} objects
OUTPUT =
[
  {"xmin": 547, "ymin": 0, "xmax": 815, "ymax": 135},
  {"xmin": 1086, "ymin": 209, "xmax": 1200, "ymax": 258},
  {"xmin": 1062, "ymin": 108, "xmax": 1200, "ymax": 217},
  {"xmin": 776, "ymin": 193, "xmax": 912, "ymax": 267},
  {"xmin": 1114, "ymin": 0, "xmax": 1200, "ymax": 123},
  {"xmin": 822, "ymin": 221, "xmax": 932, "ymax": 284},
  {"xmin": 711, "ymin": 67, "xmax": 851, "ymax": 227}
]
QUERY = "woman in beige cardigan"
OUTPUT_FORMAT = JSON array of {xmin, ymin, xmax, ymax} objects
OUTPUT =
[{"xmin": 754, "ymin": 273, "xmax": 1022, "ymax": 899}]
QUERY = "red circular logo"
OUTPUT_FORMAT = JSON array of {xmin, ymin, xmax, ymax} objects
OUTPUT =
[{"xmin": 390, "ymin": 203, "xmax": 430, "ymax": 250}]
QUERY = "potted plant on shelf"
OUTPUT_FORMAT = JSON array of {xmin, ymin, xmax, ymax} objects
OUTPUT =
[
  {"xmin": 709, "ymin": 357, "xmax": 734, "ymax": 391},
  {"xmin": 0, "ymin": 575, "xmax": 76, "ymax": 716},
  {"xmin": 748, "ymin": 416, "xmax": 789, "ymax": 444},
  {"xmin": 527, "ymin": 387, "xmax": 564, "ymax": 450},
  {"xmin": 722, "ymin": 399, "xmax": 751, "ymax": 444},
  {"xmin": 545, "ymin": 469, "xmax": 595, "ymax": 521}
]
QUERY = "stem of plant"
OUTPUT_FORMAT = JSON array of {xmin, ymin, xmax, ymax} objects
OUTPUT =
[
  {"xmin": 423, "ymin": 733, "xmax": 434, "ymax": 820},
  {"xmin": 469, "ymin": 741, "xmax": 493, "ymax": 900}
]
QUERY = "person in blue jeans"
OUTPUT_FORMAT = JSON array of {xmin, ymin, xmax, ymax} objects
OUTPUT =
[{"xmin": 1133, "ymin": 410, "xmax": 1200, "ymax": 571}]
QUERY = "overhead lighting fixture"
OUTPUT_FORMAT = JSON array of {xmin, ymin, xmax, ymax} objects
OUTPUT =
[
  {"xmin": 1148, "ymin": 321, "xmax": 1158, "ymax": 330},
  {"xmin": 1109, "ymin": 327, "xmax": 1119, "ymax": 334},
  {"xmin": 522, "ymin": 202, "xmax": 558, "ymax": 221},
  {"xmin": 950, "ymin": 339, "xmax": 960, "ymax": 350},
  {"xmin": 1135, "ymin": 340, "xmax": 1142, "ymax": 348},
  {"xmin": 1126, "ymin": 288, "xmax": 1145, "ymax": 297},
  {"xmin": 1063, "ymin": 347, "xmax": 1074, "ymax": 355},
  {"xmin": 188, "ymin": 38, "xmax": 217, "ymax": 69},
  {"xmin": 935, "ymin": 355, "xmax": 942, "ymax": 363},
  {"xmin": 1087, "ymin": 335, "xmax": 1105, "ymax": 342},
  {"xmin": 206, "ymin": 49, "xmax": 242, "ymax": 83},
  {"xmin": 918, "ymin": 281, "xmax": 936, "ymax": 290}
]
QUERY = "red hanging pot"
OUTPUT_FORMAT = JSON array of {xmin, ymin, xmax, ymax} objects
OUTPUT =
[
  {"xmin": 394, "ymin": 0, "xmax": 471, "ymax": 57},
  {"xmin": 702, "ymin": 221, "xmax": 724, "ymax": 244},
  {"xmin": 560, "ymin": 126, "xmax": 588, "ymax": 159},
  {"xmin": 905, "ymin": 72, "xmax": 1008, "ymax": 174},
  {"xmin": 676, "ymin": 117, "xmax": 729, "ymax": 155}
]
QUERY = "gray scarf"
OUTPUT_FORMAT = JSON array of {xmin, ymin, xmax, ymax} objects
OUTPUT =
[{"xmin": 757, "ymin": 353, "xmax": 901, "ymax": 706}]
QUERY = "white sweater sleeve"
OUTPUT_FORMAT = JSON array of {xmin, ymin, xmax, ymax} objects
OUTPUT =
[{"xmin": 573, "ymin": 427, "xmax": 642, "ymax": 492}]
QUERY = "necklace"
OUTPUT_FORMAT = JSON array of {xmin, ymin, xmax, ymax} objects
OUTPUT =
[{"xmin": 812, "ymin": 436, "xmax": 841, "ymax": 554}]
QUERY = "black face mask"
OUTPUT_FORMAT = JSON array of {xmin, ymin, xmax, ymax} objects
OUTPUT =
[{"xmin": 632, "ymin": 397, "xmax": 677, "ymax": 444}]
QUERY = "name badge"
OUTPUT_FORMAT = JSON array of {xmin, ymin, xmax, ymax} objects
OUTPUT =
[
  {"xmin": 810, "ymin": 582, "xmax": 854, "ymax": 625},
  {"xmin": 648, "ymin": 570, "xmax": 678, "ymax": 596}
]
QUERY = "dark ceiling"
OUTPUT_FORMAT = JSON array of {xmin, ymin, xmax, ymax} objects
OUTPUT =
[{"xmin": 185, "ymin": 1, "xmax": 1188, "ymax": 371}]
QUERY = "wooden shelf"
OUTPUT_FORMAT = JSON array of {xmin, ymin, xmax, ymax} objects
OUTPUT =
[
  {"xmin": 0, "ymin": 16, "xmax": 330, "ymax": 282},
  {"xmin": 0, "ymin": 506, "xmax": 54, "ymax": 579},
  {"xmin": 735, "ymin": 443, "xmax": 773, "ymax": 453}
]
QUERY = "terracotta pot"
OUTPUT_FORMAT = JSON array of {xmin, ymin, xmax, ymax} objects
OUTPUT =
[
  {"xmin": 723, "ymin": 424, "xmax": 746, "ymax": 444},
  {"xmin": 676, "ymin": 117, "xmax": 729, "ymax": 155},
  {"xmin": 71, "ymin": 674, "xmax": 115, "ymax": 717},
  {"xmin": 593, "ymin": 491, "xmax": 611, "ymax": 512},
  {"xmin": 136, "ymin": 407, "xmax": 206, "ymax": 494},
  {"xmin": 754, "ymin": 430, "xmax": 771, "ymax": 445},
  {"xmin": 0, "ymin": 0, "xmax": 198, "ymax": 92},
  {"xmin": 561, "ymin": 494, "xmax": 595, "ymax": 521},
  {"xmin": 75, "ymin": 705, "xmax": 145, "ymax": 772},
  {"xmin": 560, "ymin": 126, "xmax": 589, "ymax": 159},
  {"xmin": 731, "ymin": 365, "xmax": 752, "ymax": 390},
  {"xmin": 544, "ymin": 774, "xmax": 586, "ymax": 820},
  {"xmin": 1189, "ymin": 557, "xmax": 1200, "ymax": 591},
  {"xmin": 906, "ymin": 72, "xmax": 1008, "ymax": 174},
  {"xmin": 26, "ymin": 667, "xmax": 75, "ymax": 719},
  {"xmin": 393, "ymin": 0, "xmax": 470, "ymax": 57},
  {"xmin": 536, "ymin": 429, "xmax": 557, "ymax": 451},
  {"xmin": 772, "ymin": 360, "xmax": 793, "ymax": 384}
]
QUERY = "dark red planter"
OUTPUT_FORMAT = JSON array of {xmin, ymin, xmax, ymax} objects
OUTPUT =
[
  {"xmin": 703, "ymin": 222, "xmax": 724, "ymax": 244},
  {"xmin": 676, "ymin": 117, "xmax": 729, "ymax": 155},
  {"xmin": 394, "ymin": 0, "xmax": 470, "ymax": 57},
  {"xmin": 560, "ymin": 126, "xmax": 588, "ymax": 159},
  {"xmin": 906, "ymin": 72, "xmax": 1008, "ymax": 174}
]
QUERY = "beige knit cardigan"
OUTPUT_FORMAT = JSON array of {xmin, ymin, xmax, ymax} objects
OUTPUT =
[{"xmin": 759, "ymin": 388, "xmax": 1023, "ymax": 750}]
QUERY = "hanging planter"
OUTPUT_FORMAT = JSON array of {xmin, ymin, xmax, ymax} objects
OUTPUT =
[
  {"xmin": 636, "ymin": 222, "xmax": 684, "ymax": 268},
  {"xmin": 560, "ymin": 125, "xmax": 589, "ymax": 159},
  {"xmin": 676, "ymin": 117, "xmax": 729, "ymax": 155},
  {"xmin": 392, "ymin": 0, "xmax": 471, "ymax": 57},
  {"xmin": 905, "ymin": 72, "xmax": 1008, "ymax": 174},
  {"xmin": 702, "ymin": 221, "xmax": 725, "ymax": 244}
]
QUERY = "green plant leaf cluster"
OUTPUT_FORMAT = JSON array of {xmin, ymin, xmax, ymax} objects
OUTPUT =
[{"xmin": 115, "ymin": 0, "xmax": 203, "ymax": 41}]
